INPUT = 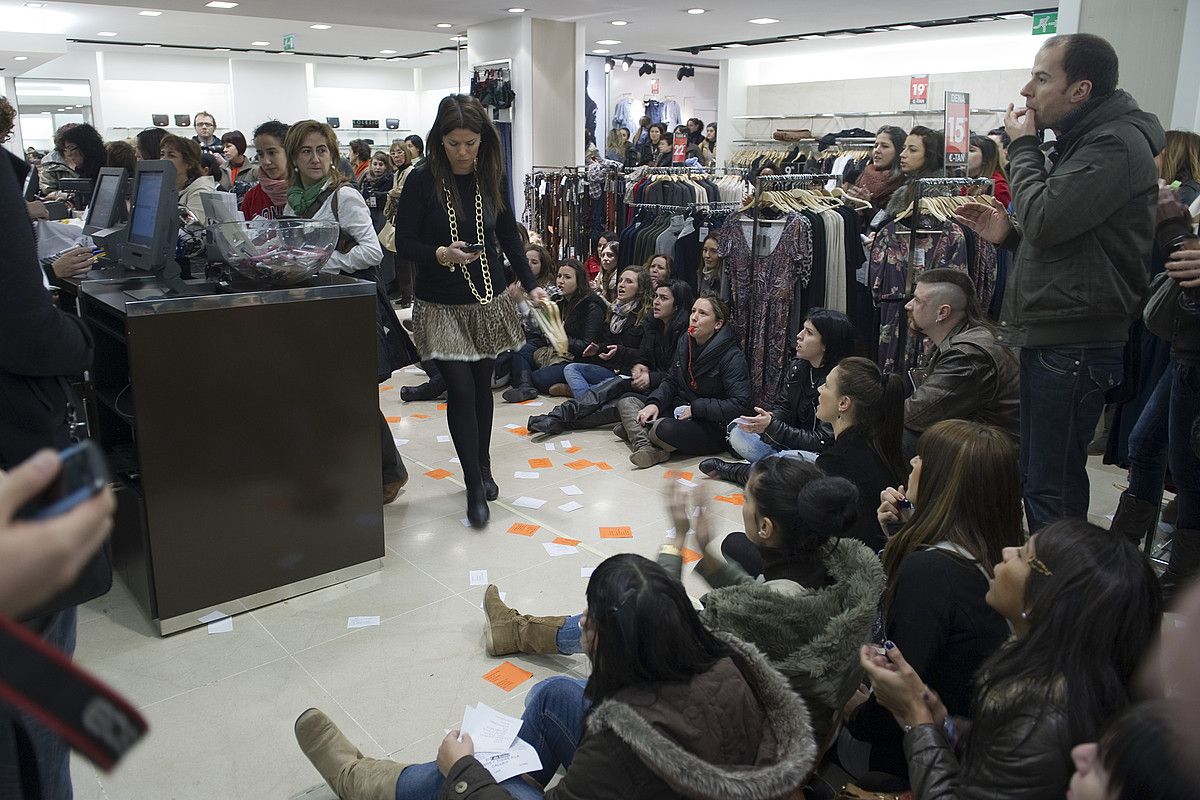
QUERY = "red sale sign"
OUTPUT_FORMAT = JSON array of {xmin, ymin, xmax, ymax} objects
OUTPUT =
[
  {"xmin": 910, "ymin": 75, "xmax": 928, "ymax": 106},
  {"xmin": 944, "ymin": 90, "xmax": 970, "ymax": 173},
  {"xmin": 672, "ymin": 132, "xmax": 687, "ymax": 164}
]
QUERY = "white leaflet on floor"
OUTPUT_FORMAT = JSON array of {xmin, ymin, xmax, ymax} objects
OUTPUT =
[
  {"xmin": 393, "ymin": 438, "xmax": 410, "ymax": 447},
  {"xmin": 504, "ymin": 423, "xmax": 520, "ymax": 430},
  {"xmin": 513, "ymin": 496, "xmax": 546, "ymax": 509},
  {"xmin": 560, "ymin": 485, "xmax": 583, "ymax": 496},
  {"xmin": 461, "ymin": 518, "xmax": 472, "ymax": 528},
  {"xmin": 479, "ymin": 591, "xmax": 506, "ymax": 608},
  {"xmin": 523, "ymin": 402, "xmax": 544, "ymax": 407},
  {"xmin": 513, "ymin": 471, "xmax": 539, "ymax": 479},
  {"xmin": 207, "ymin": 617, "xmax": 233, "ymax": 634},
  {"xmin": 450, "ymin": 457, "xmax": 461, "ymax": 464},
  {"xmin": 557, "ymin": 501, "xmax": 583, "ymax": 513},
  {"xmin": 469, "ymin": 570, "xmax": 488, "ymax": 586},
  {"xmin": 475, "ymin": 737, "xmax": 543, "ymax": 785},
  {"xmin": 543, "ymin": 542, "xmax": 577, "ymax": 557},
  {"xmin": 198, "ymin": 610, "xmax": 229, "ymax": 624},
  {"xmin": 665, "ymin": 528, "xmax": 677, "ymax": 539},
  {"xmin": 404, "ymin": 368, "xmax": 426, "ymax": 375},
  {"xmin": 560, "ymin": 440, "xmax": 572, "ymax": 448},
  {"xmin": 580, "ymin": 566, "xmax": 596, "ymax": 578},
  {"xmin": 677, "ymin": 478, "xmax": 699, "ymax": 488},
  {"xmin": 545, "ymin": 443, "xmax": 555, "ymax": 450},
  {"xmin": 346, "ymin": 616, "xmax": 380, "ymax": 629},
  {"xmin": 460, "ymin": 702, "xmax": 524, "ymax": 753},
  {"xmin": 437, "ymin": 435, "xmax": 452, "ymax": 443}
]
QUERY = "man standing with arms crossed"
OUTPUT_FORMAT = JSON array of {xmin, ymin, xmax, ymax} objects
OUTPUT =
[{"xmin": 957, "ymin": 34, "xmax": 1163, "ymax": 532}]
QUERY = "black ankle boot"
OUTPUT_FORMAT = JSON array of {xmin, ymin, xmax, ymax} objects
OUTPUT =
[
  {"xmin": 400, "ymin": 380, "xmax": 446, "ymax": 402},
  {"xmin": 467, "ymin": 484, "xmax": 490, "ymax": 528},
  {"xmin": 699, "ymin": 458, "xmax": 751, "ymax": 487},
  {"xmin": 528, "ymin": 415, "xmax": 566, "ymax": 435},
  {"xmin": 480, "ymin": 462, "xmax": 499, "ymax": 501}
]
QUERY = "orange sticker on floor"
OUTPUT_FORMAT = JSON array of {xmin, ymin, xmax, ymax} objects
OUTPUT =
[
  {"xmin": 528, "ymin": 458, "xmax": 553, "ymax": 469},
  {"xmin": 715, "ymin": 493, "xmax": 746, "ymax": 506},
  {"xmin": 564, "ymin": 446, "xmax": 582, "ymax": 454},
  {"xmin": 483, "ymin": 661, "xmax": 534, "ymax": 692},
  {"xmin": 508, "ymin": 523, "xmax": 540, "ymax": 537},
  {"xmin": 411, "ymin": 413, "xmax": 430, "ymax": 420},
  {"xmin": 599, "ymin": 526, "xmax": 633, "ymax": 539},
  {"xmin": 553, "ymin": 537, "xmax": 581, "ymax": 546},
  {"xmin": 436, "ymin": 403, "xmax": 448, "ymax": 411},
  {"xmin": 517, "ymin": 399, "xmax": 539, "ymax": 406},
  {"xmin": 385, "ymin": 416, "xmax": 403, "ymax": 423},
  {"xmin": 424, "ymin": 468, "xmax": 452, "ymax": 480},
  {"xmin": 379, "ymin": 385, "xmax": 394, "ymax": 392},
  {"xmin": 594, "ymin": 462, "xmax": 613, "ymax": 471},
  {"xmin": 565, "ymin": 459, "xmax": 593, "ymax": 470},
  {"xmin": 508, "ymin": 427, "xmax": 529, "ymax": 436},
  {"xmin": 665, "ymin": 470, "xmax": 694, "ymax": 480},
  {"xmin": 682, "ymin": 547, "xmax": 702, "ymax": 564}
]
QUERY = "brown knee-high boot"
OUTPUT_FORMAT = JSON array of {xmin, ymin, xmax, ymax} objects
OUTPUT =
[{"xmin": 482, "ymin": 585, "xmax": 567, "ymax": 656}]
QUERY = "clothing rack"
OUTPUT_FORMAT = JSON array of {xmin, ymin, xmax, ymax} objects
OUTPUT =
[
  {"xmin": 750, "ymin": 173, "xmax": 837, "ymax": 273},
  {"xmin": 628, "ymin": 165, "xmax": 716, "ymax": 174},
  {"xmin": 627, "ymin": 201, "xmax": 741, "ymax": 212}
]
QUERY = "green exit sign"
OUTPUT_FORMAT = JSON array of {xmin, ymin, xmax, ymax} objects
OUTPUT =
[
  {"xmin": 283, "ymin": 33, "xmax": 296, "ymax": 51},
  {"xmin": 1032, "ymin": 12, "xmax": 1058, "ymax": 35}
]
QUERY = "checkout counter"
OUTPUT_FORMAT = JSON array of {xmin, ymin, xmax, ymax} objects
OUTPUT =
[{"xmin": 62, "ymin": 161, "xmax": 384, "ymax": 635}]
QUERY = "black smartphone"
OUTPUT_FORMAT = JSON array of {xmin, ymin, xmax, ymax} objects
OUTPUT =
[
  {"xmin": 463, "ymin": 243, "xmax": 486, "ymax": 253},
  {"xmin": 17, "ymin": 441, "xmax": 110, "ymax": 521}
]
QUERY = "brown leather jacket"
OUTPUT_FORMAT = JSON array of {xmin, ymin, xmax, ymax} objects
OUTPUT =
[{"xmin": 905, "ymin": 321, "xmax": 1020, "ymax": 438}]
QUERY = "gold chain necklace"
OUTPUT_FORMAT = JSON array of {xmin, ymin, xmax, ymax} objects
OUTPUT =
[{"xmin": 443, "ymin": 178, "xmax": 494, "ymax": 305}]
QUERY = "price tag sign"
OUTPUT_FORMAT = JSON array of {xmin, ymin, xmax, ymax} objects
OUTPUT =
[
  {"xmin": 910, "ymin": 75, "xmax": 928, "ymax": 106},
  {"xmin": 650, "ymin": 79, "xmax": 660, "ymax": 95},
  {"xmin": 944, "ymin": 90, "xmax": 970, "ymax": 175},
  {"xmin": 672, "ymin": 132, "xmax": 687, "ymax": 164}
]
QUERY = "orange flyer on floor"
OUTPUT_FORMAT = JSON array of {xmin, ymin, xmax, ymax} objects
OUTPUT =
[
  {"xmin": 483, "ymin": 661, "xmax": 534, "ymax": 692},
  {"xmin": 507, "ymin": 523, "xmax": 540, "ymax": 537},
  {"xmin": 424, "ymin": 468, "xmax": 452, "ymax": 480},
  {"xmin": 564, "ymin": 446, "xmax": 582, "ymax": 454},
  {"xmin": 664, "ymin": 470, "xmax": 694, "ymax": 480},
  {"xmin": 508, "ymin": 426, "xmax": 529, "ymax": 436},
  {"xmin": 385, "ymin": 416, "xmax": 402, "ymax": 423},
  {"xmin": 552, "ymin": 537, "xmax": 581, "ymax": 546},
  {"xmin": 528, "ymin": 458, "xmax": 553, "ymax": 469},
  {"xmin": 716, "ymin": 493, "xmax": 746, "ymax": 506},
  {"xmin": 565, "ymin": 459, "xmax": 593, "ymax": 470},
  {"xmin": 682, "ymin": 548, "xmax": 702, "ymax": 564},
  {"xmin": 410, "ymin": 413, "xmax": 430, "ymax": 420},
  {"xmin": 599, "ymin": 526, "xmax": 633, "ymax": 539}
]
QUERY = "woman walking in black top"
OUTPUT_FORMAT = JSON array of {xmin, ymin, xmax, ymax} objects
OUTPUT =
[{"xmin": 394, "ymin": 95, "xmax": 546, "ymax": 528}]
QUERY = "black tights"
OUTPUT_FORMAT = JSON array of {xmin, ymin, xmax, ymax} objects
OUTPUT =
[{"xmin": 433, "ymin": 358, "xmax": 496, "ymax": 491}]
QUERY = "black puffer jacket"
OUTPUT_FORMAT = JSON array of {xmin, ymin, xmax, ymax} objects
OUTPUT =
[
  {"xmin": 586, "ymin": 305, "xmax": 648, "ymax": 372},
  {"xmin": 760, "ymin": 359, "xmax": 834, "ymax": 453},
  {"xmin": 635, "ymin": 314, "xmax": 689, "ymax": 392},
  {"xmin": 561, "ymin": 292, "xmax": 608, "ymax": 359},
  {"xmin": 1155, "ymin": 214, "xmax": 1200, "ymax": 367},
  {"xmin": 648, "ymin": 325, "xmax": 752, "ymax": 425}
]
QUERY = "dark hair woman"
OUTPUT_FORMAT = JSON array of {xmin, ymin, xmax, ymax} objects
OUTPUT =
[
  {"xmin": 885, "ymin": 126, "xmax": 946, "ymax": 218},
  {"xmin": 296, "ymin": 553, "xmax": 816, "ymax": 800},
  {"xmin": 698, "ymin": 234, "xmax": 728, "ymax": 301},
  {"xmin": 644, "ymin": 252, "xmax": 673, "ymax": 287},
  {"xmin": 56, "ymin": 123, "xmax": 106, "ymax": 208},
  {"xmin": 241, "ymin": 120, "xmax": 289, "ymax": 220},
  {"xmin": 862, "ymin": 519, "xmax": 1162, "ymax": 798},
  {"xmin": 968, "ymin": 134, "xmax": 1011, "ymax": 206},
  {"xmin": 562, "ymin": 265, "xmax": 653, "ymax": 397},
  {"xmin": 620, "ymin": 293, "xmax": 752, "ymax": 468},
  {"xmin": 220, "ymin": 129, "xmax": 251, "ymax": 188},
  {"xmin": 848, "ymin": 125, "xmax": 907, "ymax": 212},
  {"xmin": 159, "ymin": 134, "xmax": 216, "ymax": 224},
  {"xmin": 848, "ymin": 418, "xmax": 1024, "ymax": 783},
  {"xmin": 503, "ymin": 258, "xmax": 606, "ymax": 402},
  {"xmin": 1068, "ymin": 702, "xmax": 1192, "ymax": 800},
  {"xmin": 393, "ymin": 95, "xmax": 545, "ymax": 526},
  {"xmin": 639, "ymin": 123, "xmax": 668, "ymax": 166},
  {"xmin": 584, "ymin": 229, "xmax": 616, "ymax": 281},
  {"xmin": 592, "ymin": 241, "xmax": 620, "ymax": 302},
  {"xmin": 135, "ymin": 127, "xmax": 168, "ymax": 161},
  {"xmin": 104, "ymin": 140, "xmax": 137, "ymax": 174},
  {"xmin": 702, "ymin": 308, "xmax": 855, "ymax": 485}
]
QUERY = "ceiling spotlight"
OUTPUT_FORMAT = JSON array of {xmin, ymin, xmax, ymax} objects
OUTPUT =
[
  {"xmin": 309, "ymin": 24, "xmax": 331, "ymax": 29},
  {"xmin": 435, "ymin": 22, "xmax": 453, "ymax": 28},
  {"xmin": 638, "ymin": 61, "xmax": 652, "ymax": 76},
  {"xmin": 621, "ymin": 55, "xmax": 633, "ymax": 71},
  {"xmin": 604, "ymin": 57, "xmax": 614, "ymax": 73},
  {"xmin": 139, "ymin": 10, "xmax": 163, "ymax": 16},
  {"xmin": 676, "ymin": 65, "xmax": 689, "ymax": 81}
]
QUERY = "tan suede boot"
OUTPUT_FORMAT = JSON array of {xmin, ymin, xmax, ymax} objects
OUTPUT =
[
  {"xmin": 483, "ymin": 584, "xmax": 567, "ymax": 656},
  {"xmin": 295, "ymin": 708, "xmax": 406, "ymax": 800}
]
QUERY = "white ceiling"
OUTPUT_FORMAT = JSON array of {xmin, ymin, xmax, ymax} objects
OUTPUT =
[{"xmin": 1, "ymin": 0, "xmax": 1054, "ymax": 64}]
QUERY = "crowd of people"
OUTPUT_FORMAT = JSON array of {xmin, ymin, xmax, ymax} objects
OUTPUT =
[
  {"xmin": 2, "ymin": 29, "xmax": 1199, "ymax": 800},
  {"xmin": 603, "ymin": 116, "xmax": 717, "ymax": 167}
]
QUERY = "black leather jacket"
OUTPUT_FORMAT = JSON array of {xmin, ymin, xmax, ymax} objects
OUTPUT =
[{"xmin": 760, "ymin": 358, "xmax": 834, "ymax": 453}]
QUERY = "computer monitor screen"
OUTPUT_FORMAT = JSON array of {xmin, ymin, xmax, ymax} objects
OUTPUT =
[
  {"xmin": 128, "ymin": 170, "xmax": 165, "ymax": 247},
  {"xmin": 83, "ymin": 168, "xmax": 128, "ymax": 235},
  {"xmin": 122, "ymin": 159, "xmax": 179, "ymax": 275},
  {"xmin": 23, "ymin": 165, "xmax": 39, "ymax": 202}
]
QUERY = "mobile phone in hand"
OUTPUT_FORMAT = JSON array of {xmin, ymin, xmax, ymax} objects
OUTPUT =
[
  {"xmin": 462, "ymin": 243, "xmax": 486, "ymax": 253},
  {"xmin": 17, "ymin": 441, "xmax": 110, "ymax": 521}
]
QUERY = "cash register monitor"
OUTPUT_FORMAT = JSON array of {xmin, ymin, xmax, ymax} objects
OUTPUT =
[
  {"xmin": 83, "ymin": 167, "xmax": 128, "ymax": 235},
  {"xmin": 123, "ymin": 159, "xmax": 179, "ymax": 274}
]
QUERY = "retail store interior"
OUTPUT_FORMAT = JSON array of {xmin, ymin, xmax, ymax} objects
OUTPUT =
[{"xmin": 3, "ymin": 0, "xmax": 1200, "ymax": 798}]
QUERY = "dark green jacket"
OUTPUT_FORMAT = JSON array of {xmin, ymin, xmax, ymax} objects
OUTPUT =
[{"xmin": 998, "ymin": 90, "xmax": 1164, "ymax": 348}]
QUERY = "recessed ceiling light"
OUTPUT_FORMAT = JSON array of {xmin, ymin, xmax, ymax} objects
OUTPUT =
[
  {"xmin": 725, "ymin": 43, "xmax": 748, "ymax": 47},
  {"xmin": 687, "ymin": 8, "xmax": 706, "ymax": 14},
  {"xmin": 13, "ymin": 56, "xmax": 29, "ymax": 60},
  {"xmin": 139, "ymin": 10, "xmax": 162, "ymax": 16},
  {"xmin": 97, "ymin": 31, "xmax": 118, "ymax": 36},
  {"xmin": 278, "ymin": 50, "xmax": 294, "ymax": 55},
  {"xmin": 309, "ymin": 24, "xmax": 331, "ymax": 29},
  {"xmin": 435, "ymin": 22, "xmax": 453, "ymax": 28},
  {"xmin": 251, "ymin": 40, "xmax": 269, "ymax": 45},
  {"xmin": 425, "ymin": 51, "xmax": 439, "ymax": 56},
  {"xmin": 596, "ymin": 39, "xmax": 620, "ymax": 45},
  {"xmin": 205, "ymin": 1, "xmax": 238, "ymax": 8},
  {"xmin": 24, "ymin": 2, "xmax": 46, "ymax": 7},
  {"xmin": 748, "ymin": 17, "xmax": 779, "ymax": 24},
  {"xmin": 610, "ymin": 20, "xmax": 628, "ymax": 26},
  {"xmin": 891, "ymin": 24, "xmax": 919, "ymax": 30},
  {"xmin": 143, "ymin": 43, "xmax": 161, "ymax": 46},
  {"xmin": 593, "ymin": 49, "xmax": 610, "ymax": 54},
  {"xmin": 214, "ymin": 47, "xmax": 230, "ymax": 51},
  {"xmin": 801, "ymin": 34, "xmax": 824, "ymax": 40},
  {"xmin": 507, "ymin": 7, "xmax": 525, "ymax": 12},
  {"xmin": 380, "ymin": 49, "xmax": 397, "ymax": 54},
  {"xmin": 829, "ymin": 32, "xmax": 855, "ymax": 39},
  {"xmin": 1000, "ymin": 12, "xmax": 1031, "ymax": 19}
]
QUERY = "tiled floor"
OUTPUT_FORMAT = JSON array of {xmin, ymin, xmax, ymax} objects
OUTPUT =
[{"xmin": 70, "ymin": 368, "xmax": 1138, "ymax": 799}]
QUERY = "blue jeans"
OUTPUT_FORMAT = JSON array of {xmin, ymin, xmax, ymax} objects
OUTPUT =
[
  {"xmin": 1127, "ymin": 367, "xmax": 1171, "ymax": 505},
  {"xmin": 1129, "ymin": 363, "xmax": 1200, "ymax": 530},
  {"xmin": 510, "ymin": 344, "xmax": 571, "ymax": 394},
  {"xmin": 394, "ymin": 677, "xmax": 591, "ymax": 800},
  {"xmin": 555, "ymin": 614, "xmax": 583, "ymax": 654},
  {"xmin": 1019, "ymin": 346, "xmax": 1124, "ymax": 532},
  {"xmin": 562, "ymin": 363, "xmax": 617, "ymax": 398},
  {"xmin": 726, "ymin": 422, "xmax": 813, "ymax": 464}
]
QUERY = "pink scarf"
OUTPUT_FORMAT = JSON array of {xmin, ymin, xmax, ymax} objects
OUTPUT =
[{"xmin": 258, "ymin": 173, "xmax": 289, "ymax": 208}]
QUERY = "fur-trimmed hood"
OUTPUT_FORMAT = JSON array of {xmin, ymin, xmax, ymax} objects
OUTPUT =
[
  {"xmin": 699, "ymin": 539, "xmax": 884, "ymax": 716},
  {"xmin": 585, "ymin": 633, "xmax": 816, "ymax": 800}
]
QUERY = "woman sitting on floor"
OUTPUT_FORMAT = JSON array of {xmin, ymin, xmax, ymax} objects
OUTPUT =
[
  {"xmin": 295, "ymin": 553, "xmax": 817, "ymax": 800},
  {"xmin": 560, "ymin": 265, "xmax": 653, "ymax": 399},
  {"xmin": 617, "ymin": 292, "xmax": 752, "ymax": 468}
]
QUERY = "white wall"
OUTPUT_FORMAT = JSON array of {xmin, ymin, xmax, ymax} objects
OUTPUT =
[
  {"xmin": 606, "ymin": 64, "xmax": 719, "ymax": 131},
  {"xmin": 230, "ymin": 60, "xmax": 308, "ymax": 131}
]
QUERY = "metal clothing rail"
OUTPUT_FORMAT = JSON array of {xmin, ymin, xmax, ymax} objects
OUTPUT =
[
  {"xmin": 628, "ymin": 201, "xmax": 740, "ymax": 212},
  {"xmin": 627, "ymin": 165, "xmax": 717, "ymax": 174},
  {"xmin": 749, "ymin": 172, "xmax": 838, "ymax": 276}
]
